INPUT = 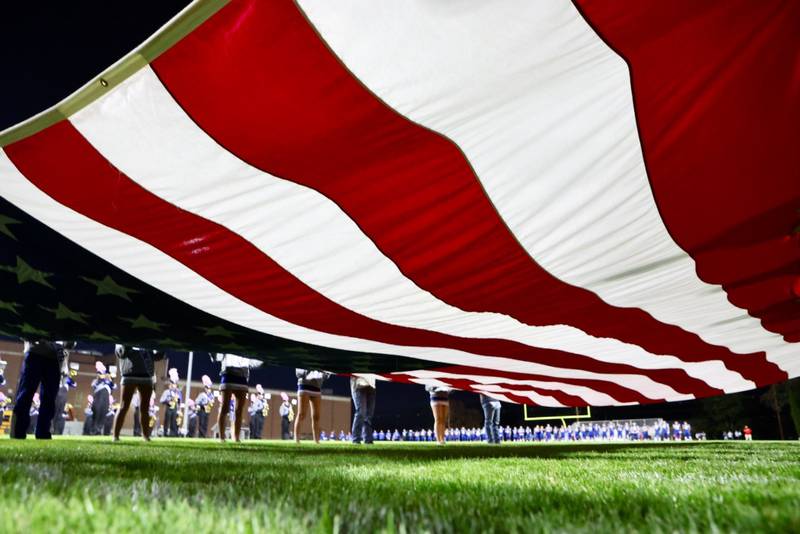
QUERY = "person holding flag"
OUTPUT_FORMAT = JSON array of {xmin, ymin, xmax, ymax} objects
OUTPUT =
[
  {"xmin": 480, "ymin": 393, "xmax": 502, "ymax": 445},
  {"xmin": 216, "ymin": 353, "xmax": 261, "ymax": 442},
  {"xmin": 11, "ymin": 340, "xmax": 75, "ymax": 439},
  {"xmin": 113, "ymin": 345, "xmax": 165, "ymax": 442},
  {"xmin": 294, "ymin": 369, "xmax": 333, "ymax": 444},
  {"xmin": 426, "ymin": 384, "xmax": 451, "ymax": 445},
  {"xmin": 350, "ymin": 374, "xmax": 377, "ymax": 445}
]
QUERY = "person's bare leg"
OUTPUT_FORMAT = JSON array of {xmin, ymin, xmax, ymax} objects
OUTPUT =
[
  {"xmin": 441, "ymin": 405, "xmax": 449, "ymax": 444},
  {"xmin": 294, "ymin": 394, "xmax": 307, "ymax": 444},
  {"xmin": 433, "ymin": 404, "xmax": 448, "ymax": 444},
  {"xmin": 233, "ymin": 391, "xmax": 246, "ymax": 443},
  {"xmin": 218, "ymin": 390, "xmax": 232, "ymax": 442},
  {"xmin": 430, "ymin": 403, "xmax": 439, "ymax": 443},
  {"xmin": 310, "ymin": 395, "xmax": 322, "ymax": 444},
  {"xmin": 139, "ymin": 384, "xmax": 154, "ymax": 441},
  {"xmin": 112, "ymin": 384, "xmax": 135, "ymax": 441}
]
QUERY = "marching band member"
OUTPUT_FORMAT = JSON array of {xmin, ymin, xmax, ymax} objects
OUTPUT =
[
  {"xmin": 160, "ymin": 369, "xmax": 182, "ymax": 438},
  {"xmin": 53, "ymin": 364, "xmax": 77, "ymax": 435},
  {"xmin": 148, "ymin": 396, "xmax": 159, "ymax": 434},
  {"xmin": 175, "ymin": 402, "xmax": 184, "ymax": 436},
  {"xmin": 113, "ymin": 345, "xmax": 165, "ymax": 442},
  {"xmin": 248, "ymin": 384, "xmax": 268, "ymax": 439},
  {"xmin": 216, "ymin": 353, "xmax": 260, "ymax": 442},
  {"xmin": 294, "ymin": 369, "xmax": 333, "ymax": 444},
  {"xmin": 104, "ymin": 396, "xmax": 117, "ymax": 436},
  {"xmin": 279, "ymin": 392, "xmax": 292, "ymax": 440},
  {"xmin": 248, "ymin": 392, "xmax": 258, "ymax": 438},
  {"xmin": 90, "ymin": 361, "xmax": 115, "ymax": 436},
  {"xmin": 186, "ymin": 399, "xmax": 198, "ymax": 438},
  {"xmin": 194, "ymin": 375, "xmax": 215, "ymax": 438},
  {"xmin": 132, "ymin": 390, "xmax": 142, "ymax": 437},
  {"xmin": 27, "ymin": 392, "xmax": 40, "ymax": 434},
  {"xmin": 82, "ymin": 395, "xmax": 93, "ymax": 435}
]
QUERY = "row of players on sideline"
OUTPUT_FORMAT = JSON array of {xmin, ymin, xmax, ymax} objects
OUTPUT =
[
  {"xmin": 2, "ymin": 340, "xmax": 705, "ymax": 444},
  {"xmin": 348, "ymin": 420, "xmax": 695, "ymax": 442},
  {"xmin": 308, "ymin": 420, "xmax": 696, "ymax": 443}
]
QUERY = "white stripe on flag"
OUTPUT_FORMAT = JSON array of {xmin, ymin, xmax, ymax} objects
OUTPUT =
[
  {"xmin": 0, "ymin": 149, "xmax": 688, "ymax": 404},
  {"xmin": 407, "ymin": 377, "xmax": 565, "ymax": 408},
  {"xmin": 297, "ymin": 0, "xmax": 796, "ymax": 374},
  {"xmin": 394, "ymin": 370, "xmax": 617, "ymax": 406},
  {"xmin": 69, "ymin": 66, "xmax": 751, "ymax": 393}
]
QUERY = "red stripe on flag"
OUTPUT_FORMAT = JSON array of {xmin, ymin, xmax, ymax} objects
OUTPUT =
[
  {"xmin": 4, "ymin": 120, "xmax": 714, "ymax": 401},
  {"xmin": 575, "ymin": 0, "xmax": 800, "ymax": 341},
  {"xmin": 151, "ymin": 0, "xmax": 785, "ymax": 384}
]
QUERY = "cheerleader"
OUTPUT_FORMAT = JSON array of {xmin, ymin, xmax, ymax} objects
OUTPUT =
[
  {"xmin": 294, "ymin": 369, "xmax": 332, "ymax": 444},
  {"xmin": 216, "ymin": 353, "xmax": 260, "ymax": 442},
  {"xmin": 426, "ymin": 384, "xmax": 451, "ymax": 445},
  {"xmin": 112, "ymin": 345, "xmax": 164, "ymax": 442},
  {"xmin": 186, "ymin": 399, "xmax": 198, "ymax": 438}
]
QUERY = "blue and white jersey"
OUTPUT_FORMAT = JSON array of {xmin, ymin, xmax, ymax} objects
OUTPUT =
[
  {"xmin": 196, "ymin": 390, "xmax": 215, "ymax": 413},
  {"xmin": 249, "ymin": 397, "xmax": 264, "ymax": 415},
  {"xmin": 92, "ymin": 375, "xmax": 114, "ymax": 395}
]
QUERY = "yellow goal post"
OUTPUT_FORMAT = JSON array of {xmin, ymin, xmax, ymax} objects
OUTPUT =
[{"xmin": 523, "ymin": 405, "xmax": 592, "ymax": 428}]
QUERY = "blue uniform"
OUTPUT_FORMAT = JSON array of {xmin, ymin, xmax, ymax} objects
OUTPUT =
[
  {"xmin": 195, "ymin": 389, "xmax": 215, "ymax": 438},
  {"xmin": 91, "ymin": 373, "xmax": 115, "ymax": 435}
]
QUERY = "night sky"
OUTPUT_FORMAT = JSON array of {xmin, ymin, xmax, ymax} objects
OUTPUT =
[{"xmin": 0, "ymin": 3, "xmax": 784, "ymax": 437}]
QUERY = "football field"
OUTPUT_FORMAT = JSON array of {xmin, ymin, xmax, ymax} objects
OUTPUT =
[{"xmin": 0, "ymin": 438, "xmax": 798, "ymax": 533}]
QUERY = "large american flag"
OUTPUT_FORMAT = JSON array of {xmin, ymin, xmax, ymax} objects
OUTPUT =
[{"xmin": 0, "ymin": 0, "xmax": 797, "ymax": 406}]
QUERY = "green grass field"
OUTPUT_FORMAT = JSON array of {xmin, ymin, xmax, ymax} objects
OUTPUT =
[{"xmin": 0, "ymin": 438, "xmax": 798, "ymax": 533}]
